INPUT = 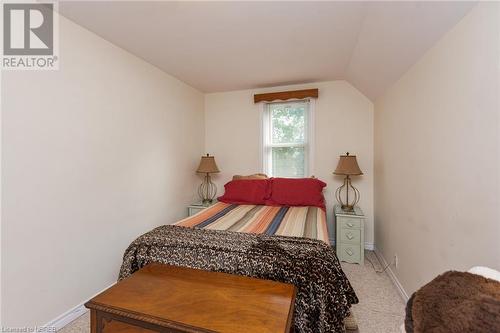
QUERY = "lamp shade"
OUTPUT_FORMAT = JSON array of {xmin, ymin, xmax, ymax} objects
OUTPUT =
[
  {"xmin": 196, "ymin": 154, "xmax": 220, "ymax": 174},
  {"xmin": 333, "ymin": 152, "xmax": 363, "ymax": 176}
]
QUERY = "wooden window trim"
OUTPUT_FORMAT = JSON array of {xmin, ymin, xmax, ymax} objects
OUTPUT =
[{"xmin": 254, "ymin": 89, "xmax": 318, "ymax": 103}]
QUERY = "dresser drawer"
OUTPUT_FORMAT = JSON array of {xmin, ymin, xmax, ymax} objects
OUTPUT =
[
  {"xmin": 338, "ymin": 217, "xmax": 362, "ymax": 229},
  {"xmin": 339, "ymin": 228, "xmax": 361, "ymax": 244},
  {"xmin": 339, "ymin": 243, "xmax": 362, "ymax": 264}
]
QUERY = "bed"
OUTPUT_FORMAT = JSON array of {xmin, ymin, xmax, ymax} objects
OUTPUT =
[
  {"xmin": 118, "ymin": 177, "xmax": 358, "ymax": 333},
  {"xmin": 175, "ymin": 202, "xmax": 329, "ymax": 243}
]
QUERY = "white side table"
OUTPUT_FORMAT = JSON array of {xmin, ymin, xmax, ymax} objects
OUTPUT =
[
  {"xmin": 187, "ymin": 201, "xmax": 217, "ymax": 217},
  {"xmin": 335, "ymin": 205, "xmax": 365, "ymax": 264}
]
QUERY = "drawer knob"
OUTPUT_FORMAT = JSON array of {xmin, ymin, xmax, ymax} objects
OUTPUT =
[
  {"xmin": 347, "ymin": 222, "xmax": 354, "ymax": 227},
  {"xmin": 345, "ymin": 249, "xmax": 354, "ymax": 256},
  {"xmin": 346, "ymin": 233, "xmax": 354, "ymax": 240}
]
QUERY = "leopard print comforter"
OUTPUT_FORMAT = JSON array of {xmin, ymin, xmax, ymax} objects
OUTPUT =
[{"xmin": 119, "ymin": 225, "xmax": 358, "ymax": 333}]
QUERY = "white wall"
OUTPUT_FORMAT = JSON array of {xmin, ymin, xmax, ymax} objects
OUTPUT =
[
  {"xmin": 205, "ymin": 81, "xmax": 374, "ymax": 245},
  {"xmin": 1, "ymin": 16, "xmax": 204, "ymax": 325},
  {"xmin": 374, "ymin": 3, "xmax": 500, "ymax": 295},
  {"xmin": 0, "ymin": 70, "xmax": 3, "ymax": 327}
]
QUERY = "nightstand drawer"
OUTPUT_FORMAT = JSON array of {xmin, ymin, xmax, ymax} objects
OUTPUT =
[
  {"xmin": 339, "ymin": 228, "xmax": 361, "ymax": 244},
  {"xmin": 188, "ymin": 206, "xmax": 208, "ymax": 216},
  {"xmin": 338, "ymin": 217, "xmax": 362, "ymax": 229},
  {"xmin": 339, "ymin": 243, "xmax": 361, "ymax": 263},
  {"xmin": 188, "ymin": 201, "xmax": 217, "ymax": 217}
]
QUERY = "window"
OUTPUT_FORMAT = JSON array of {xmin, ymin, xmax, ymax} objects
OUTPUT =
[{"xmin": 262, "ymin": 100, "xmax": 313, "ymax": 178}]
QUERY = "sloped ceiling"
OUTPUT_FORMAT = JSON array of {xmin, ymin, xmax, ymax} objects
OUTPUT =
[{"xmin": 59, "ymin": 1, "xmax": 476, "ymax": 100}]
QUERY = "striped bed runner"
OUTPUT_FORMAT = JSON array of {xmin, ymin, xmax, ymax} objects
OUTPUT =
[{"xmin": 175, "ymin": 202, "xmax": 329, "ymax": 244}]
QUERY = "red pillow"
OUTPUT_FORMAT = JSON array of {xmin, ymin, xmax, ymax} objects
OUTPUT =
[
  {"xmin": 266, "ymin": 178, "xmax": 327, "ymax": 209},
  {"xmin": 218, "ymin": 179, "xmax": 271, "ymax": 205}
]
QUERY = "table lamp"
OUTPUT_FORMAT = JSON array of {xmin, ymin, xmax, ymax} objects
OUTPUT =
[
  {"xmin": 196, "ymin": 154, "xmax": 220, "ymax": 204},
  {"xmin": 333, "ymin": 152, "xmax": 363, "ymax": 211}
]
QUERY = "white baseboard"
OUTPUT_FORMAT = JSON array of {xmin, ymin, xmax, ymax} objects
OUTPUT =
[
  {"xmin": 44, "ymin": 304, "xmax": 88, "ymax": 330},
  {"xmin": 329, "ymin": 239, "xmax": 375, "ymax": 251},
  {"xmin": 364, "ymin": 242, "xmax": 375, "ymax": 250},
  {"xmin": 374, "ymin": 248, "xmax": 409, "ymax": 302},
  {"xmin": 42, "ymin": 282, "xmax": 116, "ymax": 330}
]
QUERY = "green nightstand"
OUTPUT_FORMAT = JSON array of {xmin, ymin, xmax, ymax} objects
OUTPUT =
[
  {"xmin": 187, "ymin": 201, "xmax": 217, "ymax": 217},
  {"xmin": 335, "ymin": 205, "xmax": 365, "ymax": 264}
]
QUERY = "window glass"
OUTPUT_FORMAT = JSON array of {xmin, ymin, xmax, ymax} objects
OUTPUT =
[
  {"xmin": 270, "ymin": 103, "xmax": 306, "ymax": 144},
  {"xmin": 272, "ymin": 147, "xmax": 305, "ymax": 178}
]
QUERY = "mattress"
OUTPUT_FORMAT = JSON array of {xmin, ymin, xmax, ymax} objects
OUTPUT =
[{"xmin": 175, "ymin": 202, "xmax": 329, "ymax": 243}]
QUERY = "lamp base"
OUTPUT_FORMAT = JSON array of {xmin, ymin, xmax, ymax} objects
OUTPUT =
[
  {"xmin": 198, "ymin": 173, "xmax": 217, "ymax": 204},
  {"xmin": 341, "ymin": 204, "xmax": 355, "ymax": 212},
  {"xmin": 335, "ymin": 175, "xmax": 360, "ymax": 211}
]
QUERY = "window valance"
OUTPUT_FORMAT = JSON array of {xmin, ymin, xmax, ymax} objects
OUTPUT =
[{"xmin": 254, "ymin": 89, "xmax": 318, "ymax": 103}]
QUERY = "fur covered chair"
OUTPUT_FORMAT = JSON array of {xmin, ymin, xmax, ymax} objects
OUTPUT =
[{"xmin": 405, "ymin": 269, "xmax": 500, "ymax": 333}]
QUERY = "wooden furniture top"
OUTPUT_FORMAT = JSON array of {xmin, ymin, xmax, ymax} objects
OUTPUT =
[{"xmin": 85, "ymin": 263, "xmax": 296, "ymax": 333}]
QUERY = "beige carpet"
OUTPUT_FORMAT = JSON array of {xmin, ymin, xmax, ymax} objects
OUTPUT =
[
  {"xmin": 58, "ymin": 251, "xmax": 405, "ymax": 333},
  {"xmin": 341, "ymin": 251, "xmax": 406, "ymax": 332}
]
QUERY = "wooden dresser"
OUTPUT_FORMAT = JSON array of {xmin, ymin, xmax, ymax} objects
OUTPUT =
[{"xmin": 85, "ymin": 263, "xmax": 296, "ymax": 333}]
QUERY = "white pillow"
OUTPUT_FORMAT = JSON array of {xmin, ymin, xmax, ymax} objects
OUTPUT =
[{"xmin": 468, "ymin": 266, "xmax": 500, "ymax": 282}]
